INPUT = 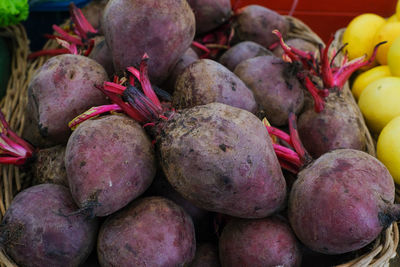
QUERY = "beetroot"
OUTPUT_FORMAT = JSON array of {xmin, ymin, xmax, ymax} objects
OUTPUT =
[
  {"xmin": 97, "ymin": 196, "xmax": 196, "ymax": 266},
  {"xmin": 233, "ymin": 5, "xmax": 290, "ymax": 48},
  {"xmin": 187, "ymin": 0, "xmax": 232, "ymax": 34},
  {"xmin": 289, "ymin": 149, "xmax": 399, "ymax": 254},
  {"xmin": 234, "ymin": 55, "xmax": 304, "ymax": 126},
  {"xmin": 25, "ymin": 54, "xmax": 109, "ymax": 146},
  {"xmin": 164, "ymin": 47, "xmax": 199, "ymax": 91},
  {"xmin": 1, "ymin": 184, "xmax": 98, "ymax": 267},
  {"xmin": 297, "ymin": 96, "xmax": 367, "ymax": 158},
  {"xmin": 65, "ymin": 114, "xmax": 156, "ymax": 216},
  {"xmin": 190, "ymin": 243, "xmax": 221, "ymax": 267},
  {"xmin": 158, "ymin": 102, "xmax": 286, "ymax": 218},
  {"xmin": 88, "ymin": 36, "xmax": 114, "ymax": 78},
  {"xmin": 219, "ymin": 41, "xmax": 272, "ymax": 71},
  {"xmin": 74, "ymin": 58, "xmax": 286, "ymax": 219},
  {"xmin": 173, "ymin": 59, "xmax": 257, "ymax": 113},
  {"xmin": 102, "ymin": 0, "xmax": 195, "ymax": 84},
  {"xmin": 219, "ymin": 217, "xmax": 302, "ymax": 267}
]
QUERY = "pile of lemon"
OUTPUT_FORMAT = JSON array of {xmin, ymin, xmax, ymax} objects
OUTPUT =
[{"xmin": 342, "ymin": 1, "xmax": 400, "ymax": 184}]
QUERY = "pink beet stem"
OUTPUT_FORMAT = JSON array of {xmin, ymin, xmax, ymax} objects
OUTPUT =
[
  {"xmin": 304, "ymin": 76, "xmax": 325, "ymax": 113},
  {"xmin": 52, "ymin": 25, "xmax": 83, "ymax": 46},
  {"xmin": 288, "ymin": 112, "xmax": 312, "ymax": 165},
  {"xmin": 139, "ymin": 54, "xmax": 162, "ymax": 110},
  {"xmin": 97, "ymin": 85, "xmax": 148, "ymax": 123},
  {"xmin": 83, "ymin": 39, "xmax": 95, "ymax": 56},
  {"xmin": 0, "ymin": 156, "xmax": 27, "ymax": 165},
  {"xmin": 68, "ymin": 104, "xmax": 122, "ymax": 130},
  {"xmin": 273, "ymin": 144, "xmax": 302, "ymax": 168},
  {"xmin": 331, "ymin": 41, "xmax": 386, "ymax": 89},
  {"xmin": 268, "ymin": 41, "xmax": 279, "ymax": 50},
  {"xmin": 266, "ymin": 126, "xmax": 293, "ymax": 146},
  {"xmin": 103, "ymin": 82, "xmax": 126, "ymax": 95},
  {"xmin": 28, "ymin": 48, "xmax": 70, "ymax": 59},
  {"xmin": 126, "ymin": 67, "xmax": 141, "ymax": 82},
  {"xmin": 70, "ymin": 3, "xmax": 97, "ymax": 39},
  {"xmin": 278, "ymin": 158, "xmax": 300, "ymax": 174}
]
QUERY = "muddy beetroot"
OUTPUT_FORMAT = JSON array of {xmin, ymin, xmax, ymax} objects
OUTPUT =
[
  {"xmin": 219, "ymin": 216, "xmax": 302, "ymax": 267},
  {"xmin": 1, "ymin": 184, "xmax": 98, "ymax": 267},
  {"xmin": 173, "ymin": 59, "xmax": 257, "ymax": 113},
  {"xmin": 97, "ymin": 196, "xmax": 196, "ymax": 266},
  {"xmin": 289, "ymin": 149, "xmax": 399, "ymax": 254},
  {"xmin": 102, "ymin": 0, "xmax": 195, "ymax": 84},
  {"xmin": 65, "ymin": 114, "xmax": 156, "ymax": 217}
]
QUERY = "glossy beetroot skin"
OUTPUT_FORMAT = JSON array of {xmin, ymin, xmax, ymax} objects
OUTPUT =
[
  {"xmin": 219, "ymin": 217, "xmax": 302, "ymax": 267},
  {"xmin": 97, "ymin": 196, "xmax": 196, "ymax": 266},
  {"xmin": 102, "ymin": 0, "xmax": 195, "ymax": 84},
  {"xmin": 65, "ymin": 114, "xmax": 156, "ymax": 217},
  {"xmin": 159, "ymin": 103, "xmax": 286, "ymax": 218},
  {"xmin": 1, "ymin": 184, "xmax": 98, "ymax": 267},
  {"xmin": 234, "ymin": 55, "xmax": 304, "ymax": 126},
  {"xmin": 289, "ymin": 149, "xmax": 399, "ymax": 254},
  {"xmin": 173, "ymin": 59, "xmax": 257, "ymax": 113}
]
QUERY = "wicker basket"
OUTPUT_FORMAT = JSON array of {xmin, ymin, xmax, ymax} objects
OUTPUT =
[{"xmin": 0, "ymin": 17, "xmax": 398, "ymax": 267}]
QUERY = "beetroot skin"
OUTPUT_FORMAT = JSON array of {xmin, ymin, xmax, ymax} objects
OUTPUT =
[
  {"xmin": 65, "ymin": 114, "xmax": 156, "ymax": 217},
  {"xmin": 234, "ymin": 55, "xmax": 304, "ymax": 126},
  {"xmin": 159, "ymin": 102, "xmax": 286, "ymax": 218},
  {"xmin": 289, "ymin": 149, "xmax": 398, "ymax": 254},
  {"xmin": 102, "ymin": 0, "xmax": 195, "ymax": 84},
  {"xmin": 1, "ymin": 184, "xmax": 98, "ymax": 267},
  {"xmin": 173, "ymin": 59, "xmax": 257, "ymax": 113},
  {"xmin": 26, "ymin": 54, "xmax": 109, "ymax": 146},
  {"xmin": 219, "ymin": 217, "xmax": 302, "ymax": 267},
  {"xmin": 97, "ymin": 196, "xmax": 196, "ymax": 266}
]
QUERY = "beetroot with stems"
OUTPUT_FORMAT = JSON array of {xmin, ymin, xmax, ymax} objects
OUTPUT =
[
  {"xmin": 25, "ymin": 54, "xmax": 109, "ymax": 146},
  {"xmin": 234, "ymin": 55, "xmax": 304, "ymax": 126},
  {"xmin": 102, "ymin": 0, "xmax": 195, "ymax": 84},
  {"xmin": 297, "ymin": 96, "xmax": 367, "ymax": 158},
  {"xmin": 65, "ymin": 114, "xmax": 156, "ymax": 217},
  {"xmin": 97, "ymin": 196, "xmax": 196, "ymax": 266},
  {"xmin": 219, "ymin": 41, "xmax": 272, "ymax": 71},
  {"xmin": 173, "ymin": 59, "xmax": 257, "ymax": 113},
  {"xmin": 266, "ymin": 115, "xmax": 399, "ymax": 255},
  {"xmin": 187, "ymin": 0, "xmax": 232, "ymax": 34},
  {"xmin": 219, "ymin": 217, "xmax": 302, "ymax": 267},
  {"xmin": 71, "ymin": 55, "xmax": 287, "ymax": 219},
  {"xmin": 0, "ymin": 184, "xmax": 98, "ymax": 267}
]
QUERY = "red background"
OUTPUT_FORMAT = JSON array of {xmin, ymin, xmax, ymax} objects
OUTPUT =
[{"xmin": 232, "ymin": 0, "xmax": 397, "ymax": 43}]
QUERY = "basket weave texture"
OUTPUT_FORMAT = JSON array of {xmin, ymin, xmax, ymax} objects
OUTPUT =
[{"xmin": 0, "ymin": 18, "xmax": 398, "ymax": 267}]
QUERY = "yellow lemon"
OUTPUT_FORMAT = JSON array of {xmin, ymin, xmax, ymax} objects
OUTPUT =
[
  {"xmin": 387, "ymin": 14, "xmax": 399, "ymax": 23},
  {"xmin": 343, "ymin": 14, "xmax": 386, "ymax": 61},
  {"xmin": 388, "ymin": 36, "xmax": 400, "ymax": 76},
  {"xmin": 377, "ymin": 116, "xmax": 400, "ymax": 184},
  {"xmin": 373, "ymin": 22, "xmax": 400, "ymax": 65},
  {"xmin": 358, "ymin": 76, "xmax": 400, "ymax": 133},
  {"xmin": 351, "ymin": 65, "xmax": 391, "ymax": 100}
]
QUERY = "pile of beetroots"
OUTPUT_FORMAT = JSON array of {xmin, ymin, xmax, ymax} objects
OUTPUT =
[{"xmin": 0, "ymin": 0, "xmax": 397, "ymax": 266}]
